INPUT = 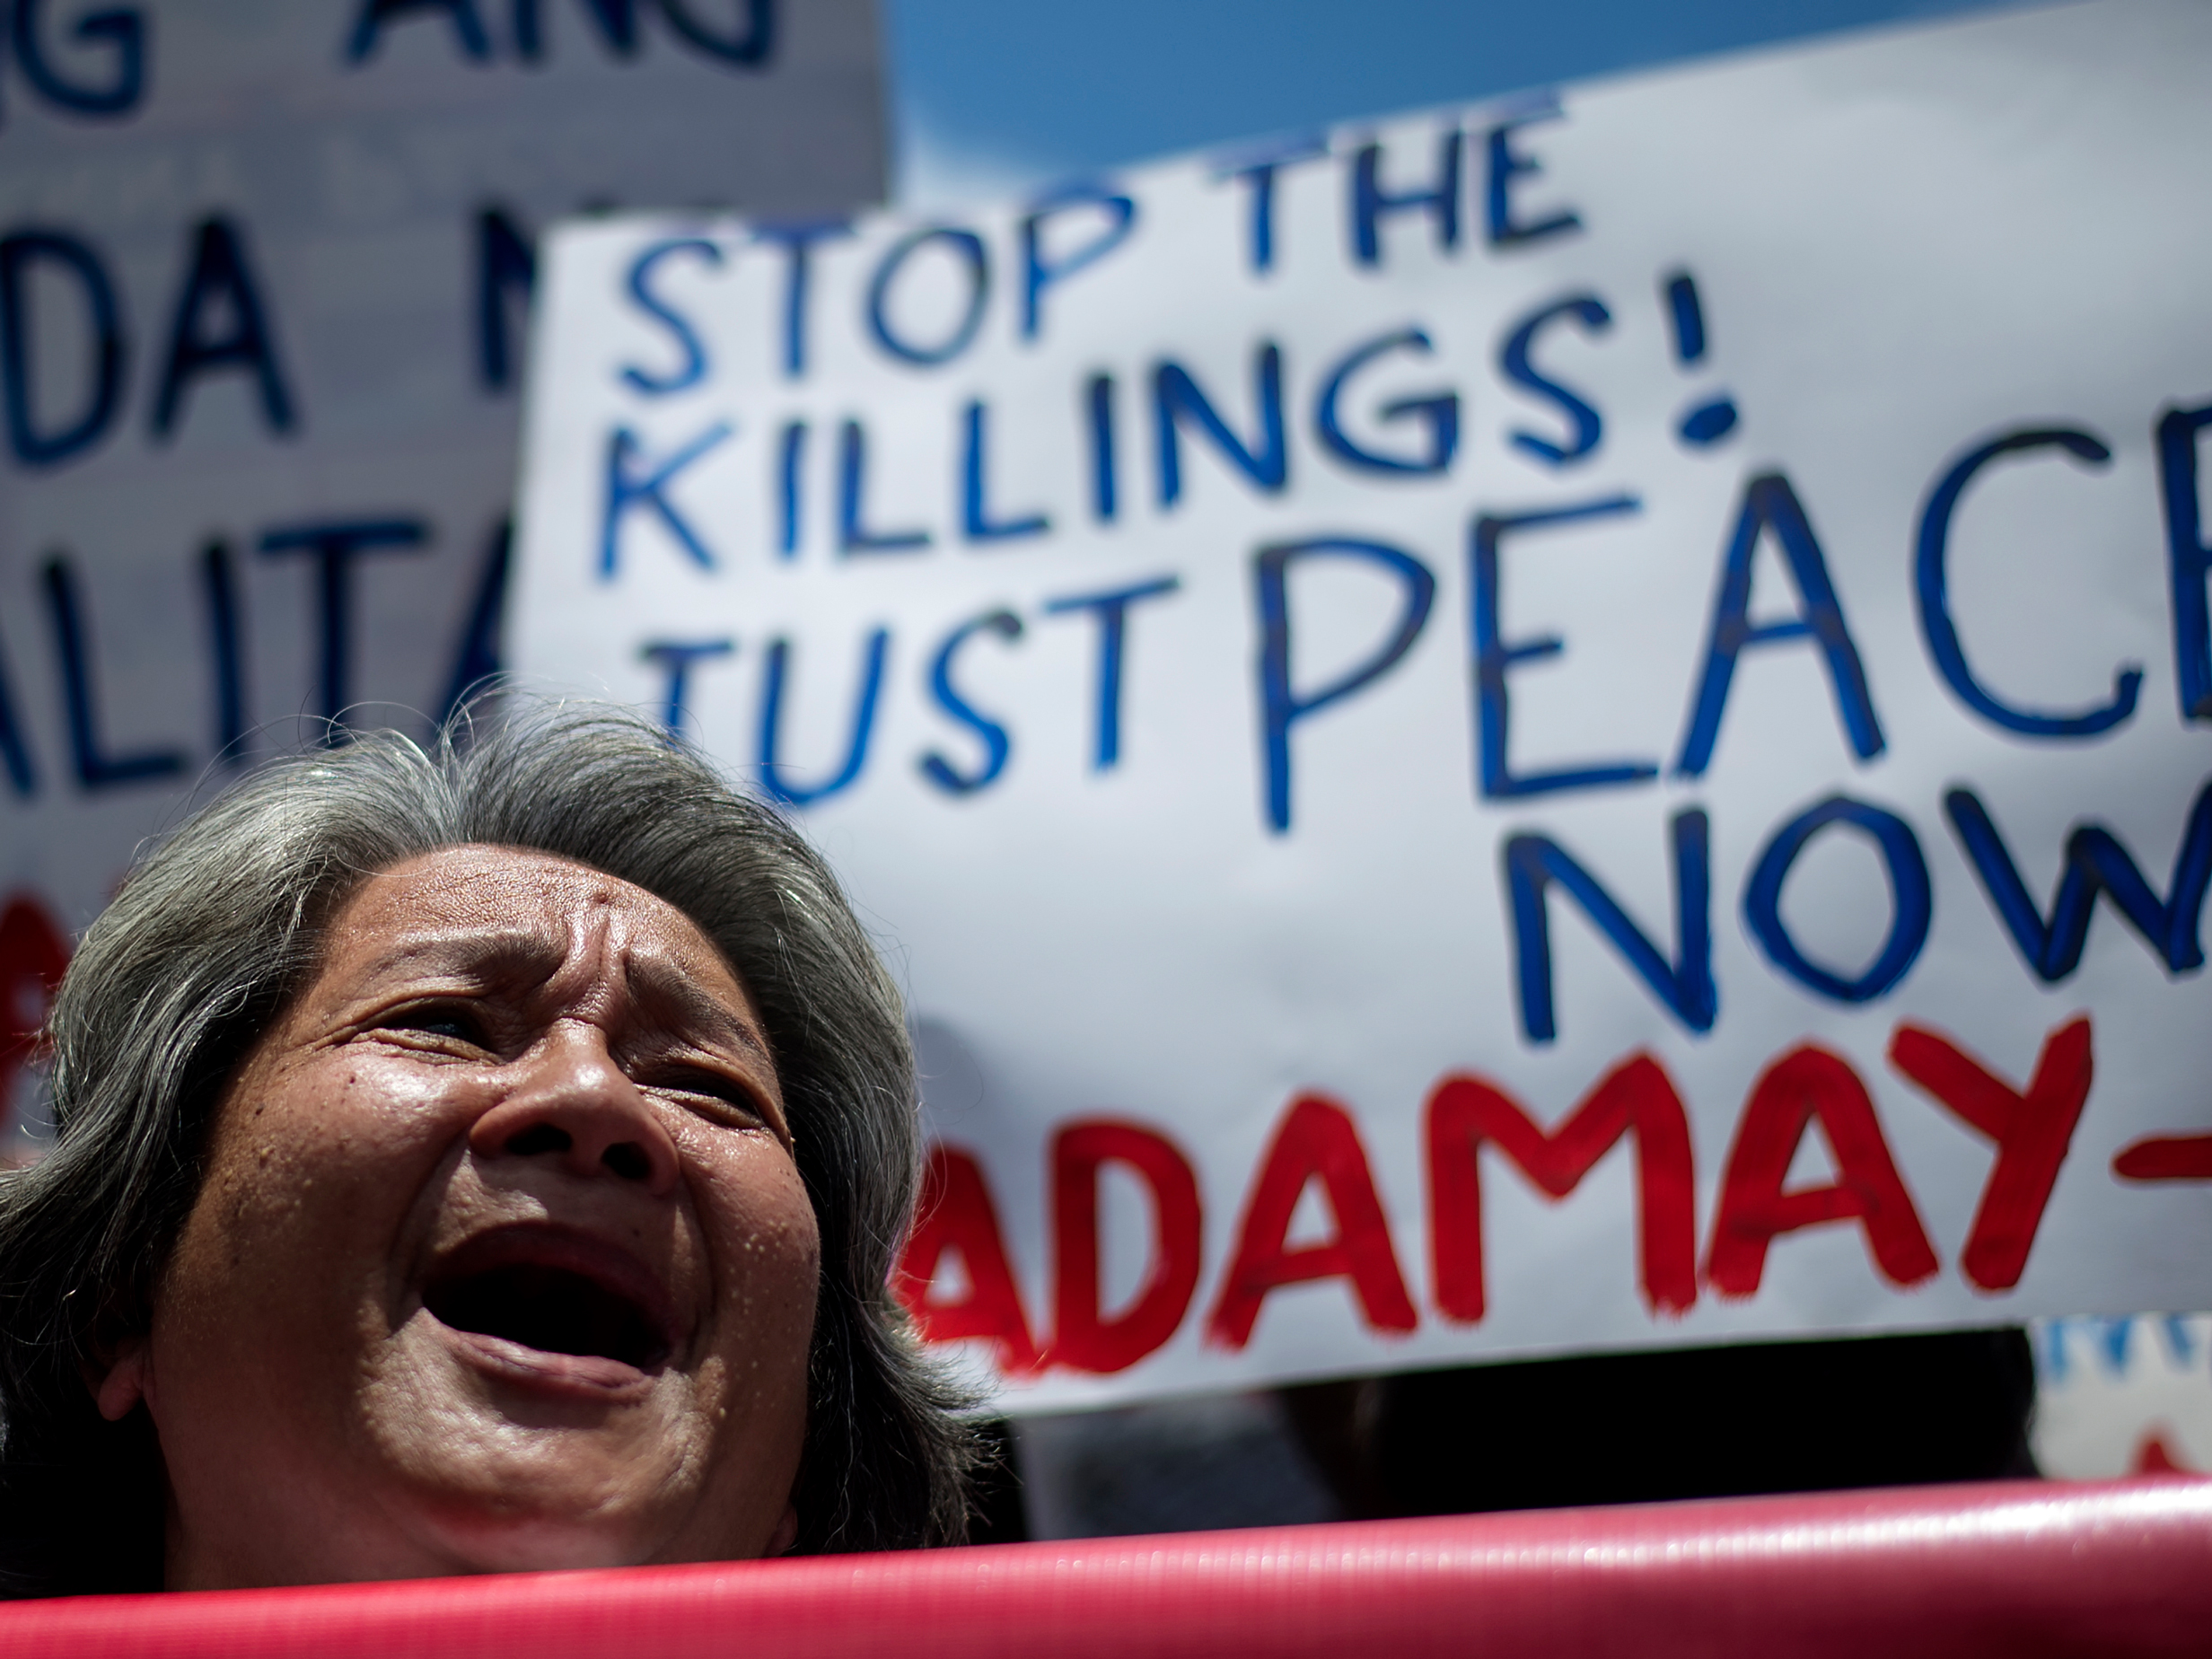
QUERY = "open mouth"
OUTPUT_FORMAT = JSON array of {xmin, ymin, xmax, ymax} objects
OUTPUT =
[{"xmin": 424, "ymin": 1259, "xmax": 672, "ymax": 1373}]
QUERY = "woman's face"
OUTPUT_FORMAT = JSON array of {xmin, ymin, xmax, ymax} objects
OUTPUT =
[{"xmin": 101, "ymin": 845, "xmax": 821, "ymax": 1588}]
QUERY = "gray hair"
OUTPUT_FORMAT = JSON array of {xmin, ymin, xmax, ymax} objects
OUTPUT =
[{"xmin": 0, "ymin": 700, "xmax": 977, "ymax": 1594}]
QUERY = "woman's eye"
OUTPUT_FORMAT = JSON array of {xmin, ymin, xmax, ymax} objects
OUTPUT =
[
  {"xmin": 656, "ymin": 1067, "xmax": 762, "ymax": 1120},
  {"xmin": 388, "ymin": 1005, "xmax": 484, "ymax": 1045}
]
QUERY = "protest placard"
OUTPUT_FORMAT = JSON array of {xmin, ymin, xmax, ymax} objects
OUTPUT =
[{"xmin": 515, "ymin": 0, "xmax": 2212, "ymax": 1409}]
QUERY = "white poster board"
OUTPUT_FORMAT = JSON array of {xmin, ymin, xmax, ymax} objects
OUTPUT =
[
  {"xmin": 516, "ymin": 0, "xmax": 2212, "ymax": 1410},
  {"xmin": 0, "ymin": 0, "xmax": 885, "ymax": 1152}
]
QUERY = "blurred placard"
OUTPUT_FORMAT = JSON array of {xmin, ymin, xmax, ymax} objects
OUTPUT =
[
  {"xmin": 0, "ymin": 0, "xmax": 885, "ymax": 1149},
  {"xmin": 516, "ymin": 0, "xmax": 2212, "ymax": 1408}
]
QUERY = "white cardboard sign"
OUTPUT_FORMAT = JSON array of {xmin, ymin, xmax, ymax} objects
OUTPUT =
[
  {"xmin": 516, "ymin": 0, "xmax": 2212, "ymax": 1410},
  {"xmin": 0, "ymin": 0, "xmax": 884, "ymax": 1153}
]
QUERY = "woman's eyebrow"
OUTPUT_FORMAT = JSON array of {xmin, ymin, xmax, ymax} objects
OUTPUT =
[
  {"xmin": 355, "ymin": 928, "xmax": 569, "ymax": 988},
  {"xmin": 626, "ymin": 953, "xmax": 770, "ymax": 1063}
]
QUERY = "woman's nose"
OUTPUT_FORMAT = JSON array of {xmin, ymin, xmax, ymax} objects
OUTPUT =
[{"xmin": 468, "ymin": 1024, "xmax": 681, "ymax": 1195}]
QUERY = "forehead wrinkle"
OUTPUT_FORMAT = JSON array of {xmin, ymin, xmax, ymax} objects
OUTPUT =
[
  {"xmin": 337, "ymin": 851, "xmax": 764, "ymax": 1058},
  {"xmin": 619, "ymin": 946, "xmax": 770, "ymax": 1065},
  {"xmin": 342, "ymin": 925, "xmax": 570, "ymax": 991},
  {"xmin": 541, "ymin": 887, "xmax": 765, "ymax": 1065}
]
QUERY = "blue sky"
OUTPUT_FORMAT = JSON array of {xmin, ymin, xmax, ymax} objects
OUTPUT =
[{"xmin": 882, "ymin": 0, "xmax": 2024, "ymax": 206}]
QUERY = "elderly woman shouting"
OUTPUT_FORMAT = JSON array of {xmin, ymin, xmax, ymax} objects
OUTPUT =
[{"xmin": 0, "ymin": 703, "xmax": 976, "ymax": 1595}]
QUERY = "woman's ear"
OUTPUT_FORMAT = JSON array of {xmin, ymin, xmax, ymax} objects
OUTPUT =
[
  {"xmin": 768, "ymin": 1503, "xmax": 798, "ymax": 1556},
  {"xmin": 92, "ymin": 1334, "xmax": 152, "ymax": 1422}
]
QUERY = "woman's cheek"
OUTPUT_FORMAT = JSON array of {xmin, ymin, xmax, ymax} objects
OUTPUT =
[
  {"xmin": 697, "ymin": 1138, "xmax": 822, "ymax": 1335},
  {"xmin": 205, "ymin": 1051, "xmax": 461, "ymax": 1286},
  {"xmin": 299, "ymin": 1051, "xmax": 486, "ymax": 1180}
]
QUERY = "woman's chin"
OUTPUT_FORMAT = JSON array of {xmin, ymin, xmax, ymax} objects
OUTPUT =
[
  {"xmin": 411, "ymin": 1507, "xmax": 665, "ymax": 1576},
  {"xmin": 396, "ymin": 1445, "xmax": 696, "ymax": 1577},
  {"xmin": 358, "ymin": 1318, "xmax": 711, "ymax": 1568}
]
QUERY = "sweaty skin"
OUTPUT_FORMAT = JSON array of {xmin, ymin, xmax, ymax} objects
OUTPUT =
[{"xmin": 96, "ymin": 846, "xmax": 821, "ymax": 1589}]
